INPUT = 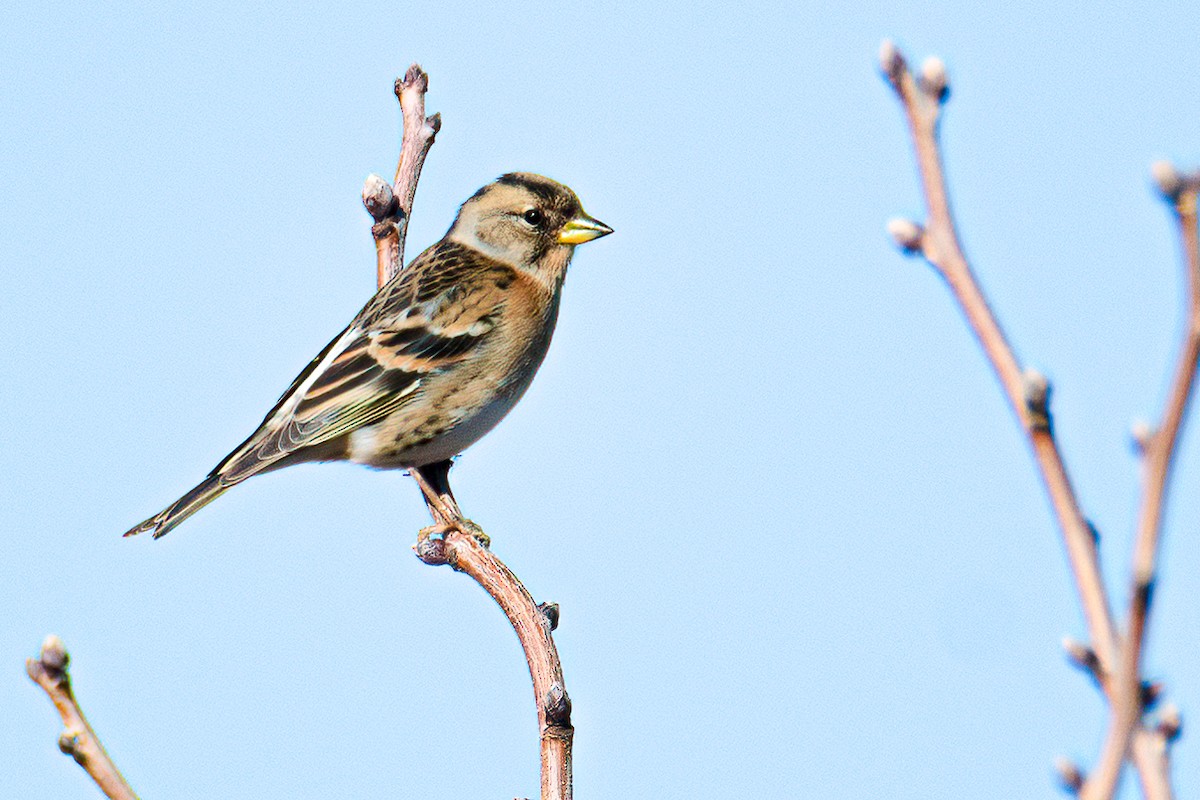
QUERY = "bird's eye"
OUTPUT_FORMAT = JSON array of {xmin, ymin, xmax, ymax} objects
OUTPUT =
[{"xmin": 522, "ymin": 208, "xmax": 544, "ymax": 227}]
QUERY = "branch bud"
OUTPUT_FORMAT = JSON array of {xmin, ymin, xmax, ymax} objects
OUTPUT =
[
  {"xmin": 886, "ymin": 218, "xmax": 924, "ymax": 253},
  {"xmin": 1157, "ymin": 702, "xmax": 1182, "ymax": 742},
  {"xmin": 362, "ymin": 174, "xmax": 396, "ymax": 221},
  {"xmin": 40, "ymin": 634, "xmax": 69, "ymax": 673},
  {"xmin": 1061, "ymin": 637, "xmax": 1100, "ymax": 676},
  {"xmin": 545, "ymin": 682, "xmax": 572, "ymax": 725},
  {"xmin": 1053, "ymin": 756, "xmax": 1084, "ymax": 794},
  {"xmin": 919, "ymin": 56, "xmax": 949, "ymax": 102},
  {"xmin": 1130, "ymin": 419, "xmax": 1154, "ymax": 456},
  {"xmin": 1151, "ymin": 160, "xmax": 1183, "ymax": 201},
  {"xmin": 878, "ymin": 39, "xmax": 906, "ymax": 86},
  {"xmin": 58, "ymin": 732, "xmax": 79, "ymax": 756},
  {"xmin": 1022, "ymin": 369, "xmax": 1052, "ymax": 432},
  {"xmin": 1141, "ymin": 680, "xmax": 1164, "ymax": 709},
  {"xmin": 537, "ymin": 602, "xmax": 560, "ymax": 631},
  {"xmin": 396, "ymin": 63, "xmax": 429, "ymax": 97}
]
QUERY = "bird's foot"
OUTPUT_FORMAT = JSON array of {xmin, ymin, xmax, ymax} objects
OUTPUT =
[{"xmin": 417, "ymin": 517, "xmax": 490, "ymax": 549}]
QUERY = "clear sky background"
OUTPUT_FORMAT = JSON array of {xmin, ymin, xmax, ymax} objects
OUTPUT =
[{"xmin": 3, "ymin": 2, "xmax": 1199, "ymax": 798}]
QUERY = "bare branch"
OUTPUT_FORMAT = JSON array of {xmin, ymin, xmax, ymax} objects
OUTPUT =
[
  {"xmin": 364, "ymin": 63, "xmax": 442, "ymax": 289},
  {"xmin": 411, "ymin": 471, "xmax": 573, "ymax": 800},
  {"xmin": 880, "ymin": 41, "xmax": 1175, "ymax": 799},
  {"xmin": 1088, "ymin": 170, "xmax": 1199, "ymax": 800},
  {"xmin": 26, "ymin": 636, "xmax": 138, "ymax": 800}
]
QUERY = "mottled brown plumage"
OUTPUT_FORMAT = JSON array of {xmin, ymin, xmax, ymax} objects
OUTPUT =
[{"xmin": 126, "ymin": 173, "xmax": 611, "ymax": 539}]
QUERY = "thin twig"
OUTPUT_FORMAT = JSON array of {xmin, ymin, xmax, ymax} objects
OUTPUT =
[
  {"xmin": 1088, "ymin": 170, "xmax": 1199, "ymax": 799},
  {"xmin": 411, "ymin": 471, "xmax": 573, "ymax": 800},
  {"xmin": 26, "ymin": 636, "xmax": 139, "ymax": 800},
  {"xmin": 362, "ymin": 64, "xmax": 442, "ymax": 289},
  {"xmin": 879, "ymin": 40, "xmax": 1173, "ymax": 800}
]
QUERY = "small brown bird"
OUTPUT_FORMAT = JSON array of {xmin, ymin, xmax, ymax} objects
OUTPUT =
[{"xmin": 126, "ymin": 173, "xmax": 611, "ymax": 539}]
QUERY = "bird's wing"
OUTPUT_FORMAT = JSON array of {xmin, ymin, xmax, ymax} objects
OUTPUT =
[{"xmin": 211, "ymin": 242, "xmax": 511, "ymax": 484}]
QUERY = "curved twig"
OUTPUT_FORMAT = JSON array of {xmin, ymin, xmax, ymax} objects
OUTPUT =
[
  {"xmin": 879, "ymin": 40, "xmax": 1176, "ymax": 799},
  {"xmin": 26, "ymin": 636, "xmax": 139, "ymax": 800}
]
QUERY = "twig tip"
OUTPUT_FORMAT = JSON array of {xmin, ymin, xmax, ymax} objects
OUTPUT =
[
  {"xmin": 40, "ymin": 634, "xmax": 69, "ymax": 672},
  {"xmin": 878, "ymin": 39, "xmax": 906, "ymax": 85},
  {"xmin": 399, "ymin": 63, "xmax": 429, "ymax": 94}
]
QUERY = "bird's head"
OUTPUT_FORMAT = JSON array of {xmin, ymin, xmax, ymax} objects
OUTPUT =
[{"xmin": 449, "ymin": 173, "xmax": 612, "ymax": 284}]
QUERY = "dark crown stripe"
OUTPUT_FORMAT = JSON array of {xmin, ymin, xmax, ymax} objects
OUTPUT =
[{"xmin": 496, "ymin": 173, "xmax": 563, "ymax": 204}]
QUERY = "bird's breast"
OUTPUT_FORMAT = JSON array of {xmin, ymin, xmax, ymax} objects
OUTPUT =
[{"xmin": 349, "ymin": 286, "xmax": 562, "ymax": 468}]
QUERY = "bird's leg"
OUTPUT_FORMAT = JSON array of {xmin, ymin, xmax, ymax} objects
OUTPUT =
[{"xmin": 411, "ymin": 460, "xmax": 490, "ymax": 547}]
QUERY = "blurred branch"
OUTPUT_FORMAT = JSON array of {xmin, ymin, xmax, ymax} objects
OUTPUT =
[
  {"xmin": 365, "ymin": 69, "xmax": 573, "ymax": 800},
  {"xmin": 26, "ymin": 636, "xmax": 139, "ymax": 800},
  {"xmin": 880, "ymin": 40, "xmax": 1179, "ymax": 800},
  {"xmin": 1089, "ymin": 166, "xmax": 1200, "ymax": 799}
]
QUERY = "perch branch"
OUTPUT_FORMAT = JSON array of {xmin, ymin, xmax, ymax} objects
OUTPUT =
[
  {"xmin": 879, "ymin": 41, "xmax": 1174, "ymax": 799},
  {"xmin": 411, "ymin": 470, "xmax": 573, "ymax": 800},
  {"xmin": 26, "ymin": 636, "xmax": 138, "ymax": 800},
  {"xmin": 365, "ymin": 66, "xmax": 573, "ymax": 800},
  {"xmin": 1088, "ymin": 168, "xmax": 1199, "ymax": 799}
]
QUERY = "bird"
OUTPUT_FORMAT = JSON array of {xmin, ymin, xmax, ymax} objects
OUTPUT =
[{"xmin": 125, "ymin": 172, "xmax": 611, "ymax": 540}]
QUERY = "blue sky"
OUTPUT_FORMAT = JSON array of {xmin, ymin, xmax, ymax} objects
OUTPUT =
[{"xmin": 3, "ymin": 2, "xmax": 1199, "ymax": 797}]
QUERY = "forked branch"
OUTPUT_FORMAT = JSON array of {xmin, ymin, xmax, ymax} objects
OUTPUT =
[
  {"xmin": 880, "ymin": 40, "xmax": 1180, "ymax": 800},
  {"xmin": 26, "ymin": 636, "xmax": 138, "ymax": 800}
]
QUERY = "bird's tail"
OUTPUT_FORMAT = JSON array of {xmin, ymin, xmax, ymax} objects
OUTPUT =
[{"xmin": 124, "ymin": 475, "xmax": 228, "ymax": 539}]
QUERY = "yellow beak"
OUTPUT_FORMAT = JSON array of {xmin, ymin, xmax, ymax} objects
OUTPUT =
[{"xmin": 558, "ymin": 213, "xmax": 613, "ymax": 245}]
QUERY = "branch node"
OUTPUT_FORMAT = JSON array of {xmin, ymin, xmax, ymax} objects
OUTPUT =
[
  {"xmin": 918, "ymin": 56, "xmax": 949, "ymax": 103},
  {"xmin": 1022, "ymin": 368, "xmax": 1052, "ymax": 432},
  {"xmin": 1053, "ymin": 756, "xmax": 1085, "ymax": 794},
  {"xmin": 537, "ymin": 602, "xmax": 561, "ymax": 632},
  {"xmin": 886, "ymin": 218, "xmax": 925, "ymax": 254}
]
